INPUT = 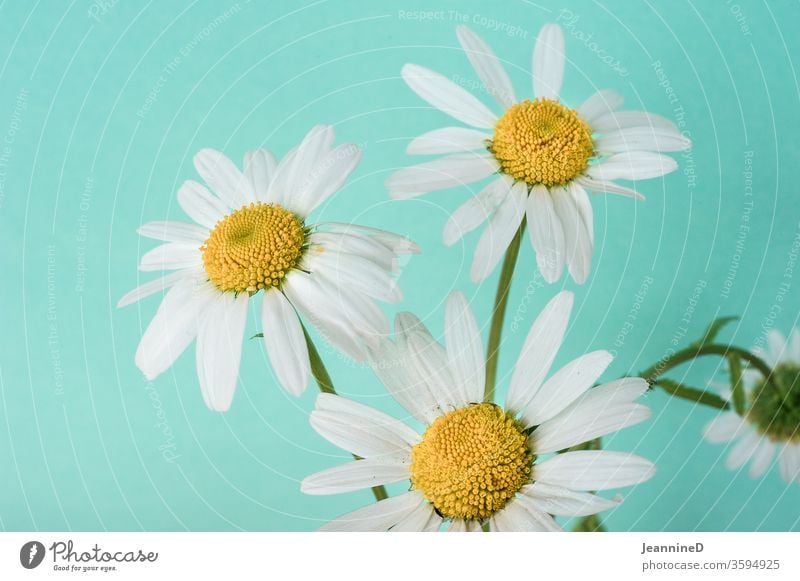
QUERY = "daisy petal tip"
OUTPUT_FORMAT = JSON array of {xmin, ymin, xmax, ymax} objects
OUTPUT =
[
  {"xmin": 553, "ymin": 289, "xmax": 575, "ymax": 310},
  {"xmin": 400, "ymin": 63, "xmax": 421, "ymax": 80},
  {"xmin": 541, "ymin": 22, "xmax": 564, "ymax": 37},
  {"xmin": 206, "ymin": 399, "xmax": 232, "ymax": 413},
  {"xmin": 299, "ymin": 479, "xmax": 319, "ymax": 495},
  {"xmin": 282, "ymin": 377, "xmax": 308, "ymax": 398}
]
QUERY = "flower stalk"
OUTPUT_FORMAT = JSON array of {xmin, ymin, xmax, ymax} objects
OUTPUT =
[
  {"xmin": 303, "ymin": 324, "xmax": 389, "ymax": 502},
  {"xmin": 484, "ymin": 218, "xmax": 526, "ymax": 403}
]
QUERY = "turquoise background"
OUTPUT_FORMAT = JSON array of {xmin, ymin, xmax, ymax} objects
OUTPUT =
[{"xmin": 0, "ymin": 0, "xmax": 798, "ymax": 532}]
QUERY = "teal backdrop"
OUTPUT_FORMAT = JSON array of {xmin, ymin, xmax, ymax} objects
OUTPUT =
[{"xmin": 0, "ymin": 0, "xmax": 798, "ymax": 531}]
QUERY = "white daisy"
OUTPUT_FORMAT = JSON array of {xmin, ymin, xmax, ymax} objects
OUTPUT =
[
  {"xmin": 302, "ymin": 291, "xmax": 654, "ymax": 531},
  {"xmin": 703, "ymin": 329, "xmax": 800, "ymax": 484},
  {"xmin": 119, "ymin": 125, "xmax": 418, "ymax": 411},
  {"xmin": 386, "ymin": 23, "xmax": 691, "ymax": 284}
]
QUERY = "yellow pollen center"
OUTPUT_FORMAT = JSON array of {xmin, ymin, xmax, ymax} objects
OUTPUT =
[
  {"xmin": 410, "ymin": 403, "xmax": 533, "ymax": 521},
  {"xmin": 201, "ymin": 202, "xmax": 305, "ymax": 293},
  {"xmin": 490, "ymin": 97, "xmax": 594, "ymax": 187}
]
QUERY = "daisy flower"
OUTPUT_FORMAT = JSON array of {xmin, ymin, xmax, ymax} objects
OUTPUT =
[
  {"xmin": 119, "ymin": 125, "xmax": 418, "ymax": 411},
  {"xmin": 703, "ymin": 329, "xmax": 800, "ymax": 484},
  {"xmin": 302, "ymin": 291, "xmax": 654, "ymax": 531},
  {"xmin": 386, "ymin": 23, "xmax": 691, "ymax": 284}
]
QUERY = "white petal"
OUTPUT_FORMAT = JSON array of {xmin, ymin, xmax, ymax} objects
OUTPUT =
[
  {"xmin": 592, "ymin": 110, "xmax": 679, "ymax": 133},
  {"xmin": 703, "ymin": 412, "xmax": 746, "ymax": 444},
  {"xmin": 314, "ymin": 392, "xmax": 420, "ymax": 451},
  {"xmin": 295, "ymin": 142, "xmax": 361, "ymax": 217},
  {"xmin": 788, "ymin": 329, "xmax": 800, "ymax": 363},
  {"xmin": 301, "ymin": 459, "xmax": 409, "ymax": 495},
  {"xmin": 456, "ymin": 26, "xmax": 516, "ymax": 108},
  {"xmin": 399, "ymin": 313, "xmax": 462, "ymax": 413},
  {"xmin": 117, "ymin": 268, "xmax": 195, "ymax": 308},
  {"xmin": 767, "ymin": 329, "xmax": 787, "ymax": 365},
  {"xmin": 194, "ymin": 149, "xmax": 255, "ymax": 207},
  {"xmin": 244, "ymin": 149, "xmax": 278, "ymax": 201},
  {"xmin": 522, "ymin": 350, "xmax": 614, "ymax": 427},
  {"xmin": 490, "ymin": 500, "xmax": 561, "ymax": 532},
  {"xmin": 578, "ymin": 89, "xmax": 624, "ymax": 123},
  {"xmin": 778, "ymin": 445, "xmax": 800, "ymax": 483},
  {"xmin": 261, "ymin": 290, "xmax": 310, "ymax": 397},
  {"xmin": 308, "ymin": 231, "xmax": 396, "ymax": 273},
  {"xmin": 591, "ymin": 377, "xmax": 651, "ymax": 404},
  {"xmin": 386, "ymin": 154, "xmax": 499, "ymax": 199},
  {"xmin": 726, "ymin": 430, "xmax": 761, "ymax": 470},
  {"xmin": 445, "ymin": 291, "xmax": 485, "ymax": 405},
  {"xmin": 519, "ymin": 482, "xmax": 620, "ymax": 517},
  {"xmin": 447, "ymin": 519, "xmax": 482, "ymax": 532},
  {"xmin": 443, "ymin": 175, "xmax": 513, "ymax": 246},
  {"xmin": 526, "ymin": 185, "xmax": 565, "ymax": 283},
  {"xmin": 319, "ymin": 223, "xmax": 421, "ymax": 255},
  {"xmin": 748, "ymin": 439, "xmax": 775, "ymax": 479},
  {"xmin": 138, "ymin": 221, "xmax": 208, "ymax": 244},
  {"xmin": 470, "ymin": 180, "xmax": 526, "ymax": 282},
  {"xmin": 368, "ymin": 339, "xmax": 440, "ymax": 424},
  {"xmin": 310, "ymin": 410, "xmax": 413, "ymax": 464},
  {"xmin": 134, "ymin": 276, "xmax": 215, "ymax": 380},
  {"xmin": 407, "ymin": 126, "xmax": 491, "ymax": 155},
  {"xmin": 265, "ymin": 146, "xmax": 298, "ymax": 207},
  {"xmin": 177, "ymin": 180, "xmax": 229, "ymax": 229},
  {"xmin": 310, "ymin": 272, "xmax": 389, "ymax": 341},
  {"xmin": 506, "ymin": 291, "xmax": 573, "ymax": 413},
  {"xmin": 510, "ymin": 495, "xmax": 564, "ymax": 531},
  {"xmin": 138, "ymin": 242, "xmax": 201, "ymax": 272},
  {"xmin": 318, "ymin": 491, "xmax": 424, "ymax": 532},
  {"xmin": 576, "ymin": 176, "xmax": 645, "ymax": 200},
  {"xmin": 535, "ymin": 450, "xmax": 656, "ymax": 491},
  {"xmin": 587, "ymin": 151, "xmax": 678, "ymax": 181},
  {"xmin": 533, "ymin": 379, "xmax": 650, "ymax": 453},
  {"xmin": 283, "ymin": 125, "xmax": 335, "ymax": 200},
  {"xmin": 595, "ymin": 127, "xmax": 691, "ymax": 154},
  {"xmin": 390, "ymin": 502, "xmax": 441, "ymax": 532},
  {"xmin": 552, "ymin": 185, "xmax": 593, "ymax": 284},
  {"xmin": 305, "ymin": 249, "xmax": 401, "ymax": 304},
  {"xmin": 195, "ymin": 292, "xmax": 249, "ymax": 411},
  {"xmin": 282, "ymin": 271, "xmax": 368, "ymax": 361},
  {"xmin": 533, "ymin": 23, "xmax": 565, "ymax": 99},
  {"xmin": 569, "ymin": 181, "xmax": 594, "ymax": 242},
  {"xmin": 402, "ymin": 63, "xmax": 498, "ymax": 128}
]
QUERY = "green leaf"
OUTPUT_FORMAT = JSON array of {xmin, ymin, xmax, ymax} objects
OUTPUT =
[
  {"xmin": 250, "ymin": 333, "xmax": 264, "ymax": 340},
  {"xmin": 692, "ymin": 316, "xmax": 738, "ymax": 348},
  {"xmin": 727, "ymin": 353, "xmax": 746, "ymax": 415},
  {"xmin": 654, "ymin": 378, "xmax": 729, "ymax": 410}
]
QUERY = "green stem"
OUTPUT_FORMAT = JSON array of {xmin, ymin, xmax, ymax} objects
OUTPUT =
[
  {"xmin": 303, "ymin": 324, "xmax": 388, "ymax": 502},
  {"xmin": 651, "ymin": 378, "xmax": 729, "ymax": 410},
  {"xmin": 642, "ymin": 343, "xmax": 773, "ymax": 386},
  {"xmin": 640, "ymin": 342, "xmax": 800, "ymax": 412},
  {"xmin": 484, "ymin": 218, "xmax": 526, "ymax": 403},
  {"xmin": 727, "ymin": 353, "xmax": 746, "ymax": 415}
]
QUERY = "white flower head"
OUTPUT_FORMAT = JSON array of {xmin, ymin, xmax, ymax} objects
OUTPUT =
[
  {"xmin": 387, "ymin": 23, "xmax": 691, "ymax": 284},
  {"xmin": 120, "ymin": 125, "xmax": 419, "ymax": 411},
  {"xmin": 302, "ymin": 291, "xmax": 655, "ymax": 531},
  {"xmin": 703, "ymin": 329, "xmax": 800, "ymax": 484}
]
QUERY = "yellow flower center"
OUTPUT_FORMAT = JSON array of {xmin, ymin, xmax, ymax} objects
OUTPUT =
[
  {"xmin": 201, "ymin": 202, "xmax": 305, "ymax": 293},
  {"xmin": 410, "ymin": 403, "xmax": 533, "ymax": 521},
  {"xmin": 490, "ymin": 98, "xmax": 593, "ymax": 187}
]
